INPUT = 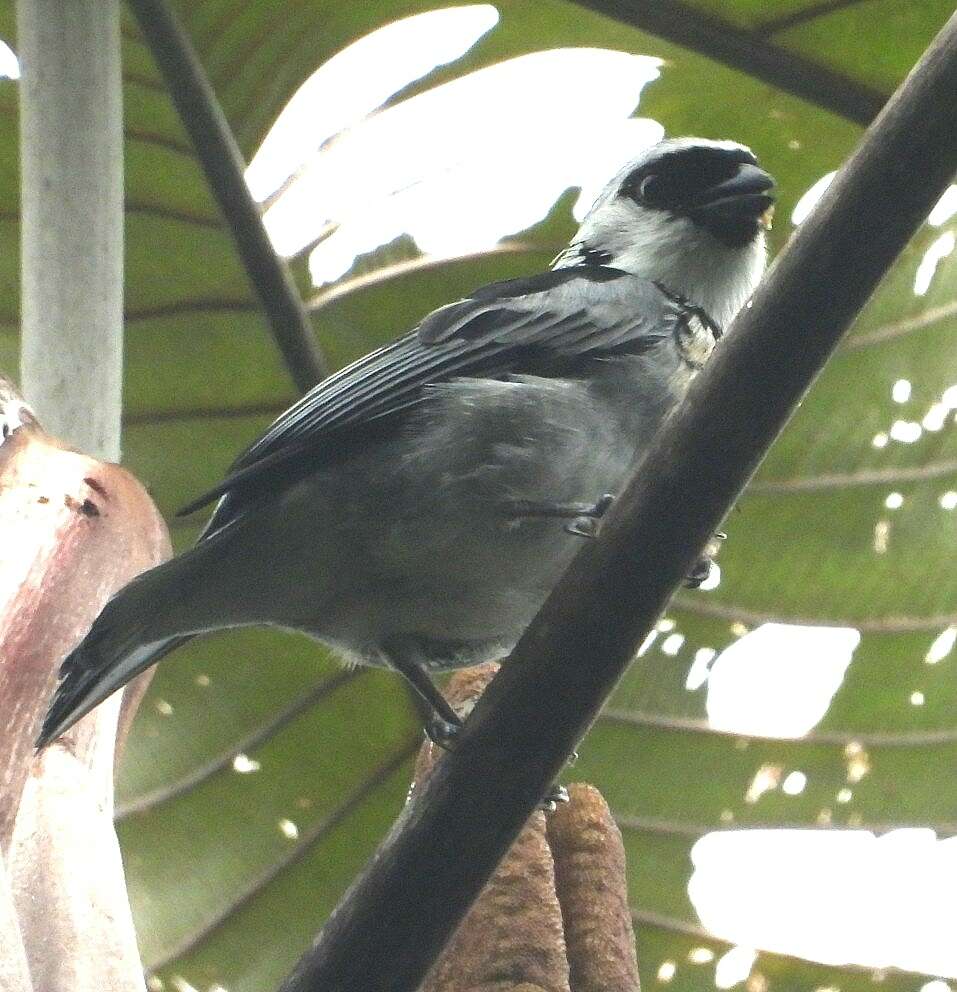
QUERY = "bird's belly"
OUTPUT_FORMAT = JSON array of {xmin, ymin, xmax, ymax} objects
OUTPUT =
[{"xmin": 258, "ymin": 375, "xmax": 648, "ymax": 665}]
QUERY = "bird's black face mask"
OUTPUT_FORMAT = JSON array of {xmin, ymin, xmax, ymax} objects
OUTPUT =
[{"xmin": 622, "ymin": 146, "xmax": 776, "ymax": 248}]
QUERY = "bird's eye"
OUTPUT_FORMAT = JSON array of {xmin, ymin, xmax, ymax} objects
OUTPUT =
[{"xmin": 639, "ymin": 174, "xmax": 662, "ymax": 203}]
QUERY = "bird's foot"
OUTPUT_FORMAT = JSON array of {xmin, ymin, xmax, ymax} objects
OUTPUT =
[
  {"xmin": 684, "ymin": 555, "xmax": 713, "ymax": 588},
  {"xmin": 684, "ymin": 532, "xmax": 726, "ymax": 588},
  {"xmin": 541, "ymin": 783, "xmax": 570, "ymax": 812},
  {"xmin": 424, "ymin": 715, "xmax": 463, "ymax": 751},
  {"xmin": 504, "ymin": 493, "xmax": 615, "ymax": 538},
  {"xmin": 385, "ymin": 636, "xmax": 466, "ymax": 746}
]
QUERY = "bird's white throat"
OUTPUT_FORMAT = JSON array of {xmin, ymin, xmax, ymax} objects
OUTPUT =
[{"xmin": 557, "ymin": 193, "xmax": 768, "ymax": 330}]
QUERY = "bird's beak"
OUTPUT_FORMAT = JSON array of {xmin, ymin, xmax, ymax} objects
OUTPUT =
[{"xmin": 689, "ymin": 163, "xmax": 776, "ymax": 221}]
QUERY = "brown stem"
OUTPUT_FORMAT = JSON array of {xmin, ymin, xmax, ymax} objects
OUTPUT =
[{"xmin": 547, "ymin": 785, "xmax": 640, "ymax": 992}]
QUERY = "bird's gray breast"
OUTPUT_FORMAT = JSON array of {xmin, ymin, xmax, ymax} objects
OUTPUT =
[{"xmin": 267, "ymin": 346, "xmax": 690, "ymax": 664}]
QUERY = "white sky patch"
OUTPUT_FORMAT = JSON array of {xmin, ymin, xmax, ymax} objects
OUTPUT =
[
  {"xmin": 715, "ymin": 946, "xmax": 757, "ymax": 989},
  {"xmin": 928, "ymin": 185, "xmax": 957, "ymax": 227},
  {"xmin": 688, "ymin": 946, "xmax": 714, "ymax": 964},
  {"xmin": 744, "ymin": 764, "xmax": 782, "ymax": 804},
  {"xmin": 791, "ymin": 171, "xmax": 837, "ymax": 225},
  {"xmin": 685, "ymin": 646, "xmax": 717, "ymax": 691},
  {"xmin": 883, "ymin": 491, "xmax": 904, "ymax": 510},
  {"xmin": 910, "ymin": 690, "xmax": 925, "ymax": 706},
  {"xmin": 636, "ymin": 629, "xmax": 658, "ymax": 657},
  {"xmin": 706, "ymin": 624, "xmax": 860, "ymax": 738},
  {"xmin": 940, "ymin": 491, "xmax": 957, "ymax": 511},
  {"xmin": 922, "ymin": 982, "xmax": 953, "ymax": 992},
  {"xmin": 844, "ymin": 741, "xmax": 871, "ymax": 784},
  {"xmin": 303, "ymin": 65, "xmax": 662, "ymax": 281},
  {"xmin": 0, "ymin": 405, "xmax": 22, "ymax": 445},
  {"xmin": 661, "ymin": 632, "xmax": 685, "ymax": 656},
  {"xmin": 923, "ymin": 402, "xmax": 949, "ymax": 431},
  {"xmin": 254, "ymin": 38, "xmax": 662, "ymax": 278},
  {"xmin": 891, "ymin": 378, "xmax": 912, "ymax": 403},
  {"xmin": 656, "ymin": 960, "xmax": 676, "ymax": 983},
  {"xmin": 781, "ymin": 771, "xmax": 807, "ymax": 796},
  {"xmin": 926, "ymin": 626, "xmax": 956, "ymax": 664},
  {"xmin": 889, "ymin": 419, "xmax": 922, "ymax": 443},
  {"xmin": 914, "ymin": 230, "xmax": 955, "ymax": 296},
  {"xmin": 689, "ymin": 829, "xmax": 957, "ymax": 977},
  {"xmin": 873, "ymin": 519, "xmax": 890, "ymax": 554},
  {"xmin": 278, "ymin": 818, "xmax": 299, "ymax": 840},
  {"xmin": 942, "ymin": 384, "xmax": 957, "ymax": 408},
  {"xmin": 232, "ymin": 753, "xmax": 261, "ymax": 774},
  {"xmin": 699, "ymin": 561, "xmax": 722, "ymax": 590},
  {"xmin": 170, "ymin": 978, "xmax": 200, "ymax": 992},
  {"xmin": 0, "ymin": 40, "xmax": 18, "ymax": 80},
  {"xmin": 872, "ymin": 431, "xmax": 889, "ymax": 449},
  {"xmin": 245, "ymin": 6, "xmax": 499, "ymax": 200}
]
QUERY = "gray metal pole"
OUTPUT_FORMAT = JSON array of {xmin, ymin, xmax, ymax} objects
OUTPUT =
[{"xmin": 17, "ymin": 0, "xmax": 124, "ymax": 462}]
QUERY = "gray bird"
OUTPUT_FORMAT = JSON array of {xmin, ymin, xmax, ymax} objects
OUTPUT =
[{"xmin": 38, "ymin": 136, "xmax": 774, "ymax": 748}]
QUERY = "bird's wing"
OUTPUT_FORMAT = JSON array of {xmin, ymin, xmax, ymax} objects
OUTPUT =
[{"xmin": 182, "ymin": 267, "xmax": 687, "ymax": 527}]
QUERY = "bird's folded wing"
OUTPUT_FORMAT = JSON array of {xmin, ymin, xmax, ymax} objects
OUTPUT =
[{"xmin": 180, "ymin": 267, "xmax": 680, "ymax": 524}]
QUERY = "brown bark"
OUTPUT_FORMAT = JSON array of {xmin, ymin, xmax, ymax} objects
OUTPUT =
[
  {"xmin": 419, "ymin": 664, "xmax": 570, "ymax": 992},
  {"xmin": 548, "ymin": 785, "xmax": 640, "ymax": 992},
  {"xmin": 419, "ymin": 666, "xmax": 639, "ymax": 992}
]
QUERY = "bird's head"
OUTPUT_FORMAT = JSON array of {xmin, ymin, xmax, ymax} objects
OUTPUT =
[{"xmin": 557, "ymin": 137, "xmax": 775, "ymax": 328}]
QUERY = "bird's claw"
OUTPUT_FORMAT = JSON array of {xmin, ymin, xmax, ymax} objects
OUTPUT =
[
  {"xmin": 540, "ymin": 783, "xmax": 570, "ymax": 812},
  {"xmin": 684, "ymin": 555, "xmax": 713, "ymax": 588},
  {"xmin": 425, "ymin": 716, "xmax": 462, "ymax": 751},
  {"xmin": 507, "ymin": 493, "xmax": 615, "ymax": 539},
  {"xmin": 684, "ymin": 532, "xmax": 727, "ymax": 587}
]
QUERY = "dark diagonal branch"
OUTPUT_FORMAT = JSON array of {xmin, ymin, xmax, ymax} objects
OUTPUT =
[
  {"xmin": 125, "ymin": 0, "xmax": 328, "ymax": 392},
  {"xmin": 278, "ymin": 12, "xmax": 957, "ymax": 992},
  {"xmin": 569, "ymin": 0, "xmax": 885, "ymax": 125}
]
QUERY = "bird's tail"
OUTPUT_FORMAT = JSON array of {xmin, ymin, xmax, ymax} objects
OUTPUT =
[{"xmin": 36, "ymin": 562, "xmax": 196, "ymax": 749}]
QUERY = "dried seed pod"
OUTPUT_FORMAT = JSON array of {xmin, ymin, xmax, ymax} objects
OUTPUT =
[
  {"xmin": 419, "ymin": 663, "xmax": 571, "ymax": 992},
  {"xmin": 546, "ymin": 783, "xmax": 640, "ymax": 992}
]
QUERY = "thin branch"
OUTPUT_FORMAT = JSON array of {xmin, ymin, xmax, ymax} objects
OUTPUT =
[
  {"xmin": 124, "ymin": 0, "xmax": 328, "ymax": 392},
  {"xmin": 754, "ymin": 0, "xmax": 882, "ymax": 36},
  {"xmin": 600, "ymin": 708, "xmax": 957, "ymax": 747},
  {"xmin": 614, "ymin": 811, "xmax": 957, "ymax": 837},
  {"xmin": 671, "ymin": 595, "xmax": 957, "ymax": 633},
  {"xmin": 630, "ymin": 908, "xmax": 715, "ymax": 941},
  {"xmin": 123, "ymin": 126, "xmax": 195, "ymax": 159},
  {"xmin": 124, "ymin": 201, "xmax": 223, "ymax": 230},
  {"xmin": 123, "ymin": 298, "xmax": 256, "ymax": 323},
  {"xmin": 277, "ymin": 16, "xmax": 957, "ymax": 991},
  {"xmin": 115, "ymin": 670, "xmax": 358, "ymax": 820},
  {"xmin": 748, "ymin": 458, "xmax": 957, "ymax": 493},
  {"xmin": 568, "ymin": 0, "xmax": 885, "ymax": 125},
  {"xmin": 840, "ymin": 298, "xmax": 957, "ymax": 349}
]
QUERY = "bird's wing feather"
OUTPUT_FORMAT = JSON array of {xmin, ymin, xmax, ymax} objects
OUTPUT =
[{"xmin": 182, "ymin": 267, "xmax": 683, "ymax": 526}]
